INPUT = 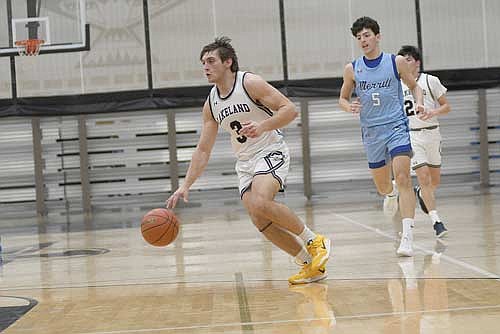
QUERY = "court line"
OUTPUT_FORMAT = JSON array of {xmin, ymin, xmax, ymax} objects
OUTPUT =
[
  {"xmin": 234, "ymin": 272, "xmax": 254, "ymax": 333},
  {"xmin": 2, "ymin": 275, "xmax": 498, "ymax": 292},
  {"xmin": 2, "ymin": 275, "xmax": 499, "ymax": 292},
  {"xmin": 77, "ymin": 304, "xmax": 500, "ymax": 334},
  {"xmin": 333, "ymin": 212, "xmax": 500, "ymax": 280}
]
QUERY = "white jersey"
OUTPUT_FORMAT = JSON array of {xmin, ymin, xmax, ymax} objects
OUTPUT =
[
  {"xmin": 208, "ymin": 71, "xmax": 283, "ymax": 160},
  {"xmin": 402, "ymin": 73, "xmax": 447, "ymax": 129}
]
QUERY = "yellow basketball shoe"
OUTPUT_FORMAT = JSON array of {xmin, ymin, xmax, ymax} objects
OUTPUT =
[
  {"xmin": 306, "ymin": 234, "xmax": 331, "ymax": 272},
  {"xmin": 288, "ymin": 263, "xmax": 327, "ymax": 285}
]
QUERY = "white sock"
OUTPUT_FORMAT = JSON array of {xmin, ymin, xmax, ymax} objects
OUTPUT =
[
  {"xmin": 429, "ymin": 210, "xmax": 441, "ymax": 224},
  {"xmin": 295, "ymin": 248, "xmax": 312, "ymax": 265},
  {"xmin": 402, "ymin": 218, "xmax": 414, "ymax": 236},
  {"xmin": 298, "ymin": 226, "xmax": 316, "ymax": 244}
]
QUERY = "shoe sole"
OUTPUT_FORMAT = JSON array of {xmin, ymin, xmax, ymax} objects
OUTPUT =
[
  {"xmin": 289, "ymin": 272, "xmax": 328, "ymax": 285},
  {"xmin": 311, "ymin": 238, "xmax": 332, "ymax": 271}
]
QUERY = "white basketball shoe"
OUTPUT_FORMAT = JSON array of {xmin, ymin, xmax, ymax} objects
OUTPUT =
[{"xmin": 397, "ymin": 231, "xmax": 414, "ymax": 257}]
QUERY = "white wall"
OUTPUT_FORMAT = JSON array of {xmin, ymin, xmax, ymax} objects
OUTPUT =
[
  {"xmin": 1, "ymin": 0, "xmax": 499, "ymax": 99},
  {"xmin": 420, "ymin": 0, "xmax": 500, "ymax": 70},
  {"xmin": 285, "ymin": 0, "xmax": 418, "ymax": 79},
  {"xmin": 149, "ymin": 0, "xmax": 283, "ymax": 88},
  {"xmin": 0, "ymin": 57, "xmax": 11, "ymax": 99}
]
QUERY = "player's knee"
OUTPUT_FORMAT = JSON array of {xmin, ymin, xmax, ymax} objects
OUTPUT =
[
  {"xmin": 394, "ymin": 173, "xmax": 411, "ymax": 188},
  {"xmin": 246, "ymin": 194, "xmax": 270, "ymax": 217},
  {"xmin": 419, "ymin": 177, "xmax": 432, "ymax": 189},
  {"xmin": 417, "ymin": 172, "xmax": 432, "ymax": 189}
]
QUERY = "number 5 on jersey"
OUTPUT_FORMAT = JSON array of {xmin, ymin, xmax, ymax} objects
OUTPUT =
[{"xmin": 372, "ymin": 93, "xmax": 380, "ymax": 106}]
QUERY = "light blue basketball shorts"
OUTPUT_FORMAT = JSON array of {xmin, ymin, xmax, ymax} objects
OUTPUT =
[{"xmin": 361, "ymin": 119, "xmax": 413, "ymax": 169}]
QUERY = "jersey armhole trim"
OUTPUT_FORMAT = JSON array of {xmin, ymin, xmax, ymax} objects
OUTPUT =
[
  {"xmin": 241, "ymin": 71, "xmax": 263, "ymax": 107},
  {"xmin": 257, "ymin": 105, "xmax": 274, "ymax": 117},
  {"xmin": 391, "ymin": 54, "xmax": 400, "ymax": 80},
  {"xmin": 242, "ymin": 72, "xmax": 274, "ymax": 117}
]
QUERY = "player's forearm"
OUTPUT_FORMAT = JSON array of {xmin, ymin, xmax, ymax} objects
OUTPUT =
[
  {"xmin": 339, "ymin": 98, "xmax": 351, "ymax": 113},
  {"xmin": 181, "ymin": 149, "xmax": 210, "ymax": 189},
  {"xmin": 432, "ymin": 103, "xmax": 450, "ymax": 117},
  {"xmin": 411, "ymin": 85, "xmax": 424, "ymax": 106},
  {"xmin": 259, "ymin": 104, "xmax": 298, "ymax": 132}
]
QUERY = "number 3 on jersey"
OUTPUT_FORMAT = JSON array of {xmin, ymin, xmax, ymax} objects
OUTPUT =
[{"xmin": 230, "ymin": 120, "xmax": 247, "ymax": 143}]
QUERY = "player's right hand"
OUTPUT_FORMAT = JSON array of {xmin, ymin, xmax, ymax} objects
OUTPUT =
[
  {"xmin": 350, "ymin": 98, "xmax": 361, "ymax": 114},
  {"xmin": 166, "ymin": 187, "xmax": 189, "ymax": 209}
]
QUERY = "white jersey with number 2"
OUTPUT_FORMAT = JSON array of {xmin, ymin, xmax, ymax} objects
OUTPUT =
[{"xmin": 402, "ymin": 73, "xmax": 447, "ymax": 129}]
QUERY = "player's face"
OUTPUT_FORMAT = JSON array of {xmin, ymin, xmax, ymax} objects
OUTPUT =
[
  {"xmin": 404, "ymin": 55, "xmax": 420, "ymax": 74},
  {"xmin": 201, "ymin": 50, "xmax": 231, "ymax": 83},
  {"xmin": 356, "ymin": 28, "xmax": 380, "ymax": 55}
]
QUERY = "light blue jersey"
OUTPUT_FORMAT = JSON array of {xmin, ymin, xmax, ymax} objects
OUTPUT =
[
  {"xmin": 353, "ymin": 53, "xmax": 406, "ymax": 127},
  {"xmin": 352, "ymin": 53, "xmax": 412, "ymax": 168}
]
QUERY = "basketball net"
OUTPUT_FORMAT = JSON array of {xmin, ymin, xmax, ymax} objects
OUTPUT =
[{"xmin": 15, "ymin": 39, "xmax": 44, "ymax": 56}]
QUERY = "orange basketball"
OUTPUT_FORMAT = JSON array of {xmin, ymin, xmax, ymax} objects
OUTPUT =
[{"xmin": 141, "ymin": 208, "xmax": 179, "ymax": 246}]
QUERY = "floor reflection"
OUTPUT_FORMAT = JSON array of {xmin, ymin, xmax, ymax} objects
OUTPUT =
[
  {"xmin": 289, "ymin": 283, "xmax": 336, "ymax": 333},
  {"xmin": 385, "ymin": 239, "xmax": 451, "ymax": 334}
]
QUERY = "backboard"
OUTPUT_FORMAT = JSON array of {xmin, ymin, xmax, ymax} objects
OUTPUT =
[{"xmin": 0, "ymin": 0, "xmax": 89, "ymax": 57}]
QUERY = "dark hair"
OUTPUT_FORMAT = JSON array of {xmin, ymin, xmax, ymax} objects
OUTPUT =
[
  {"xmin": 397, "ymin": 45, "xmax": 422, "ymax": 62},
  {"xmin": 200, "ymin": 36, "xmax": 239, "ymax": 72},
  {"xmin": 351, "ymin": 16, "xmax": 380, "ymax": 36}
]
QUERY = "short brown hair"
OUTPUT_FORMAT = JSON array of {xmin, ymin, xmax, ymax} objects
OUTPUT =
[
  {"xmin": 351, "ymin": 16, "xmax": 380, "ymax": 37},
  {"xmin": 398, "ymin": 45, "xmax": 422, "ymax": 62},
  {"xmin": 200, "ymin": 36, "xmax": 239, "ymax": 72}
]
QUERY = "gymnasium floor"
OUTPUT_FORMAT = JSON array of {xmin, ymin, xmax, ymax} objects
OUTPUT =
[{"xmin": 0, "ymin": 186, "xmax": 499, "ymax": 333}]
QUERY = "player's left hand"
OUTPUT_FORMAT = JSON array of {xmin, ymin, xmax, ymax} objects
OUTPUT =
[{"xmin": 240, "ymin": 121, "xmax": 263, "ymax": 138}]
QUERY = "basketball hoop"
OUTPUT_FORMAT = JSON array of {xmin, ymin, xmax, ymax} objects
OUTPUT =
[{"xmin": 15, "ymin": 39, "xmax": 44, "ymax": 56}]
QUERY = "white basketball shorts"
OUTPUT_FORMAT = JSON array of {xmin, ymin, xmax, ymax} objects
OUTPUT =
[
  {"xmin": 410, "ymin": 127, "xmax": 442, "ymax": 170},
  {"xmin": 235, "ymin": 141, "xmax": 290, "ymax": 198}
]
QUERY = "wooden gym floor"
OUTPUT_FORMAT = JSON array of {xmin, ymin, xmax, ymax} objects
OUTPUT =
[{"xmin": 0, "ymin": 186, "xmax": 499, "ymax": 333}]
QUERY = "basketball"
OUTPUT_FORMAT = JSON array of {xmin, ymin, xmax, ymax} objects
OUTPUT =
[{"xmin": 141, "ymin": 208, "xmax": 179, "ymax": 246}]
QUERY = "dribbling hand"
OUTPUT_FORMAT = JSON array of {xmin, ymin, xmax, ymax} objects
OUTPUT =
[{"xmin": 166, "ymin": 187, "xmax": 189, "ymax": 209}]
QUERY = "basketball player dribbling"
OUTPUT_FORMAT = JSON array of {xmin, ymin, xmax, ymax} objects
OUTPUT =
[
  {"xmin": 166, "ymin": 37, "xmax": 331, "ymax": 284},
  {"xmin": 339, "ymin": 17, "xmax": 425, "ymax": 256}
]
